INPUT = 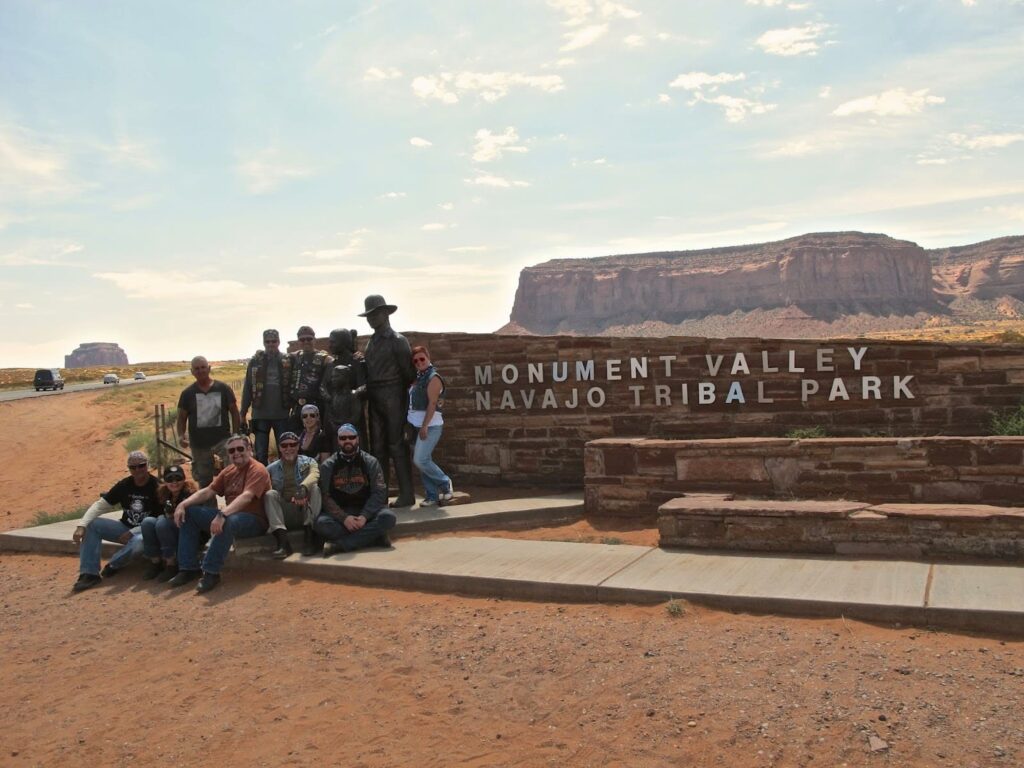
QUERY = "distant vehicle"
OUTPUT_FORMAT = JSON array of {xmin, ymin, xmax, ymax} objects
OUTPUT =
[
  {"xmin": 103, "ymin": 373, "xmax": 120, "ymax": 385},
  {"xmin": 33, "ymin": 369, "xmax": 65, "ymax": 391},
  {"xmin": 133, "ymin": 371, "xmax": 146, "ymax": 381}
]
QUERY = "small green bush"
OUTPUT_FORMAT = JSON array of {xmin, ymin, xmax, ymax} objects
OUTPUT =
[
  {"xmin": 31, "ymin": 506, "xmax": 88, "ymax": 527},
  {"xmin": 665, "ymin": 598, "xmax": 685, "ymax": 617},
  {"xmin": 991, "ymin": 404, "xmax": 1024, "ymax": 435},
  {"xmin": 784, "ymin": 426, "xmax": 827, "ymax": 439},
  {"xmin": 600, "ymin": 536, "xmax": 624, "ymax": 545}
]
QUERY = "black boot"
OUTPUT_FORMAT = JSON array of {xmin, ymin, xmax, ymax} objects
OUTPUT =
[
  {"xmin": 271, "ymin": 529, "xmax": 293, "ymax": 560},
  {"xmin": 301, "ymin": 525, "xmax": 322, "ymax": 557}
]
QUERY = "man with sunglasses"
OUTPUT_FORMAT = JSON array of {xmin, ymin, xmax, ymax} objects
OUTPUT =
[
  {"xmin": 288, "ymin": 324, "xmax": 329, "ymax": 429},
  {"xmin": 70, "ymin": 450, "xmax": 161, "ymax": 593},
  {"xmin": 169, "ymin": 434, "xmax": 272, "ymax": 594},
  {"xmin": 264, "ymin": 431, "xmax": 321, "ymax": 558},
  {"xmin": 314, "ymin": 423, "xmax": 394, "ymax": 555},
  {"xmin": 241, "ymin": 329, "xmax": 293, "ymax": 465}
]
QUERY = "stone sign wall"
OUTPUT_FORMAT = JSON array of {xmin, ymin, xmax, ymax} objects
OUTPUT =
[{"xmin": 314, "ymin": 332, "xmax": 1024, "ymax": 488}]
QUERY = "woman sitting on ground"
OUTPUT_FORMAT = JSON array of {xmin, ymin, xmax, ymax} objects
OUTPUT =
[
  {"xmin": 140, "ymin": 465, "xmax": 197, "ymax": 582},
  {"xmin": 297, "ymin": 403, "xmax": 332, "ymax": 462},
  {"xmin": 407, "ymin": 345, "xmax": 453, "ymax": 507}
]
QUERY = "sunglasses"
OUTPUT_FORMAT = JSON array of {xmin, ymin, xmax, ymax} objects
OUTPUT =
[
  {"xmin": 166, "ymin": 477, "xmax": 184, "ymax": 482},
  {"xmin": 413, "ymin": 356, "xmax": 428, "ymax": 364},
  {"xmin": 299, "ymin": 336, "xmax": 315, "ymax": 342},
  {"xmin": 226, "ymin": 445, "xmax": 248, "ymax": 454},
  {"xmin": 279, "ymin": 442, "xmax": 299, "ymax": 449},
  {"xmin": 301, "ymin": 414, "xmax": 318, "ymax": 419},
  {"xmin": 128, "ymin": 463, "xmax": 148, "ymax": 470},
  {"xmin": 338, "ymin": 435, "xmax": 358, "ymax": 442}
]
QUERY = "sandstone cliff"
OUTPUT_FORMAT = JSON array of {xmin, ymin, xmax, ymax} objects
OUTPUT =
[
  {"xmin": 65, "ymin": 342, "xmax": 129, "ymax": 369},
  {"xmin": 930, "ymin": 235, "xmax": 1024, "ymax": 300},
  {"xmin": 507, "ymin": 232, "xmax": 938, "ymax": 335}
]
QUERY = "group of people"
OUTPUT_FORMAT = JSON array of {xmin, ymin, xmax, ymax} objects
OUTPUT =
[{"xmin": 71, "ymin": 294, "xmax": 454, "ymax": 595}]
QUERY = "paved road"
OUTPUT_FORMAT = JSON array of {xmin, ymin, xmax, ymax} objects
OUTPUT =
[{"xmin": 0, "ymin": 370, "xmax": 191, "ymax": 403}]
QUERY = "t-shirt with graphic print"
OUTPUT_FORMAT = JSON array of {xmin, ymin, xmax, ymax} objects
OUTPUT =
[
  {"xmin": 101, "ymin": 475, "xmax": 160, "ymax": 527},
  {"xmin": 177, "ymin": 380, "xmax": 237, "ymax": 449}
]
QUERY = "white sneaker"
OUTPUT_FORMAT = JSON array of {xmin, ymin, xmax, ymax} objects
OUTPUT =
[
  {"xmin": 440, "ymin": 482, "xmax": 455, "ymax": 503},
  {"xmin": 419, "ymin": 498, "xmax": 438, "ymax": 508}
]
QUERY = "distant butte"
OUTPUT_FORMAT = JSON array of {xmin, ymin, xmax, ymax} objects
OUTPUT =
[
  {"xmin": 500, "ymin": 231, "xmax": 1024, "ymax": 339},
  {"xmin": 65, "ymin": 342, "xmax": 129, "ymax": 369}
]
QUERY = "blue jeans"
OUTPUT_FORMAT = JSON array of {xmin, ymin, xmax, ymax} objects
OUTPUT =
[
  {"xmin": 177, "ymin": 506, "xmax": 267, "ymax": 575},
  {"xmin": 413, "ymin": 425, "xmax": 451, "ymax": 502},
  {"xmin": 313, "ymin": 510, "xmax": 396, "ymax": 552},
  {"xmin": 251, "ymin": 417, "xmax": 293, "ymax": 465},
  {"xmin": 141, "ymin": 515, "xmax": 178, "ymax": 560},
  {"xmin": 79, "ymin": 518, "xmax": 144, "ymax": 575}
]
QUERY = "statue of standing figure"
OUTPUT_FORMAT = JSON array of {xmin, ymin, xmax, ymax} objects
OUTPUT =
[
  {"xmin": 357, "ymin": 295, "xmax": 416, "ymax": 508},
  {"xmin": 319, "ymin": 328, "xmax": 367, "ymax": 449}
]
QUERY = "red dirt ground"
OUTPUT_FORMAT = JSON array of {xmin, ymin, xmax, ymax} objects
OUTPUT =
[{"xmin": 1, "ymin": 390, "xmax": 1022, "ymax": 767}]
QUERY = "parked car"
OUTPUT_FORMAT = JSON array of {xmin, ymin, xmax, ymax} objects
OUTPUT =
[
  {"xmin": 33, "ymin": 368, "xmax": 65, "ymax": 391},
  {"xmin": 103, "ymin": 373, "xmax": 120, "ymax": 385},
  {"xmin": 133, "ymin": 371, "xmax": 146, "ymax": 381}
]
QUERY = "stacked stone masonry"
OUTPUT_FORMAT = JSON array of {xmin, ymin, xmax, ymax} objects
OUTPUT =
[
  {"xmin": 658, "ymin": 497, "xmax": 1024, "ymax": 560},
  {"xmin": 585, "ymin": 436, "xmax": 1024, "ymax": 520},
  {"xmin": 303, "ymin": 332, "xmax": 1024, "ymax": 488}
]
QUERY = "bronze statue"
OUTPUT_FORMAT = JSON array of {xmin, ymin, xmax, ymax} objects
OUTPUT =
[
  {"xmin": 320, "ymin": 329, "xmax": 366, "ymax": 446},
  {"xmin": 358, "ymin": 295, "xmax": 415, "ymax": 508}
]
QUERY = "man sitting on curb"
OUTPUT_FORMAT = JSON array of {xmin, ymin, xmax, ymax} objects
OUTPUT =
[
  {"xmin": 264, "ymin": 431, "xmax": 321, "ymax": 558},
  {"xmin": 315, "ymin": 423, "xmax": 394, "ymax": 555},
  {"xmin": 170, "ymin": 433, "xmax": 271, "ymax": 594},
  {"xmin": 71, "ymin": 450, "xmax": 161, "ymax": 592}
]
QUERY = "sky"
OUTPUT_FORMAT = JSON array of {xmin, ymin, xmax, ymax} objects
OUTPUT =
[{"xmin": 1, "ymin": 0, "xmax": 1023, "ymax": 368}]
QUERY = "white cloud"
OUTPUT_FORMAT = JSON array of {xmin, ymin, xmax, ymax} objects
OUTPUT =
[
  {"xmin": 448, "ymin": 245, "xmax": 490, "ymax": 252},
  {"xmin": 0, "ymin": 123, "xmax": 79, "ymax": 201},
  {"xmin": 819, "ymin": 86, "xmax": 831, "ymax": 98},
  {"xmin": 833, "ymin": 87, "xmax": 945, "ymax": 117},
  {"xmin": 948, "ymin": 132, "xmax": 1024, "ymax": 150},
  {"xmin": 691, "ymin": 92, "xmax": 776, "ymax": 122},
  {"xmin": 378, "ymin": 191, "xmax": 406, "ymax": 199},
  {"xmin": 302, "ymin": 232, "xmax": 365, "ymax": 261},
  {"xmin": 409, "ymin": 137, "xmax": 433, "ymax": 148},
  {"xmin": 464, "ymin": 173, "xmax": 530, "ymax": 188},
  {"xmin": 561, "ymin": 23, "xmax": 609, "ymax": 51},
  {"xmin": 236, "ymin": 148, "xmax": 314, "ymax": 194},
  {"xmin": 94, "ymin": 271, "xmax": 246, "ymax": 300},
  {"xmin": 421, "ymin": 222, "xmax": 449, "ymax": 231},
  {"xmin": 657, "ymin": 93, "xmax": 672, "ymax": 104},
  {"xmin": 101, "ymin": 137, "xmax": 159, "ymax": 171},
  {"xmin": 669, "ymin": 72, "xmax": 745, "ymax": 90},
  {"xmin": 364, "ymin": 66, "xmax": 402, "ymax": 81},
  {"xmin": 756, "ymin": 23, "xmax": 829, "ymax": 56},
  {"xmin": 746, "ymin": 0, "xmax": 784, "ymax": 5},
  {"xmin": 472, "ymin": 128, "xmax": 529, "ymax": 162},
  {"xmin": 438, "ymin": 202, "xmax": 455, "ymax": 210},
  {"xmin": 549, "ymin": 0, "xmax": 640, "ymax": 26},
  {"xmin": 0, "ymin": 240, "xmax": 83, "ymax": 267},
  {"xmin": 14, "ymin": 303, "xmax": 34, "ymax": 309},
  {"xmin": 623, "ymin": 34, "xmax": 646, "ymax": 47},
  {"xmin": 985, "ymin": 205, "xmax": 1024, "ymax": 221},
  {"xmin": 411, "ymin": 71, "xmax": 565, "ymax": 104}
]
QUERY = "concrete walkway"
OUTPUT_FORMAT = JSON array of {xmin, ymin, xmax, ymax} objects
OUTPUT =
[{"xmin": 3, "ymin": 493, "xmax": 1022, "ymax": 635}]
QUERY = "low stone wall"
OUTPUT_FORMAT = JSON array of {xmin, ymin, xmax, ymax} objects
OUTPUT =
[
  {"xmin": 658, "ymin": 497, "xmax": 1024, "ymax": 560},
  {"xmin": 298, "ymin": 332, "xmax": 1024, "ymax": 488},
  {"xmin": 585, "ymin": 436, "xmax": 1024, "ymax": 519}
]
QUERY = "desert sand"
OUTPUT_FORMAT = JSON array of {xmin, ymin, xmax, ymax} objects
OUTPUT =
[{"xmin": 1, "ymin": 389, "xmax": 1022, "ymax": 767}]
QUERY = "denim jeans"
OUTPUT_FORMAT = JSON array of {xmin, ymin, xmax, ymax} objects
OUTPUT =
[
  {"xmin": 313, "ymin": 510, "xmax": 396, "ymax": 552},
  {"xmin": 177, "ymin": 506, "xmax": 267, "ymax": 574},
  {"xmin": 413, "ymin": 425, "xmax": 451, "ymax": 502},
  {"xmin": 141, "ymin": 515, "xmax": 178, "ymax": 560},
  {"xmin": 251, "ymin": 418, "xmax": 294, "ymax": 465},
  {"xmin": 79, "ymin": 517, "xmax": 142, "ymax": 575}
]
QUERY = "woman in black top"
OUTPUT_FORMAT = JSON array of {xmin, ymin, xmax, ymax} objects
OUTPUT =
[{"xmin": 298, "ymin": 403, "xmax": 332, "ymax": 461}]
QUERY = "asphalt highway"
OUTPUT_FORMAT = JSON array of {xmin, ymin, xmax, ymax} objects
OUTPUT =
[{"xmin": 0, "ymin": 370, "xmax": 191, "ymax": 403}]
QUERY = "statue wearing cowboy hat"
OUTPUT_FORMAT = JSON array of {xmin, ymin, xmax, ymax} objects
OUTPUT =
[{"xmin": 357, "ymin": 295, "xmax": 416, "ymax": 507}]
